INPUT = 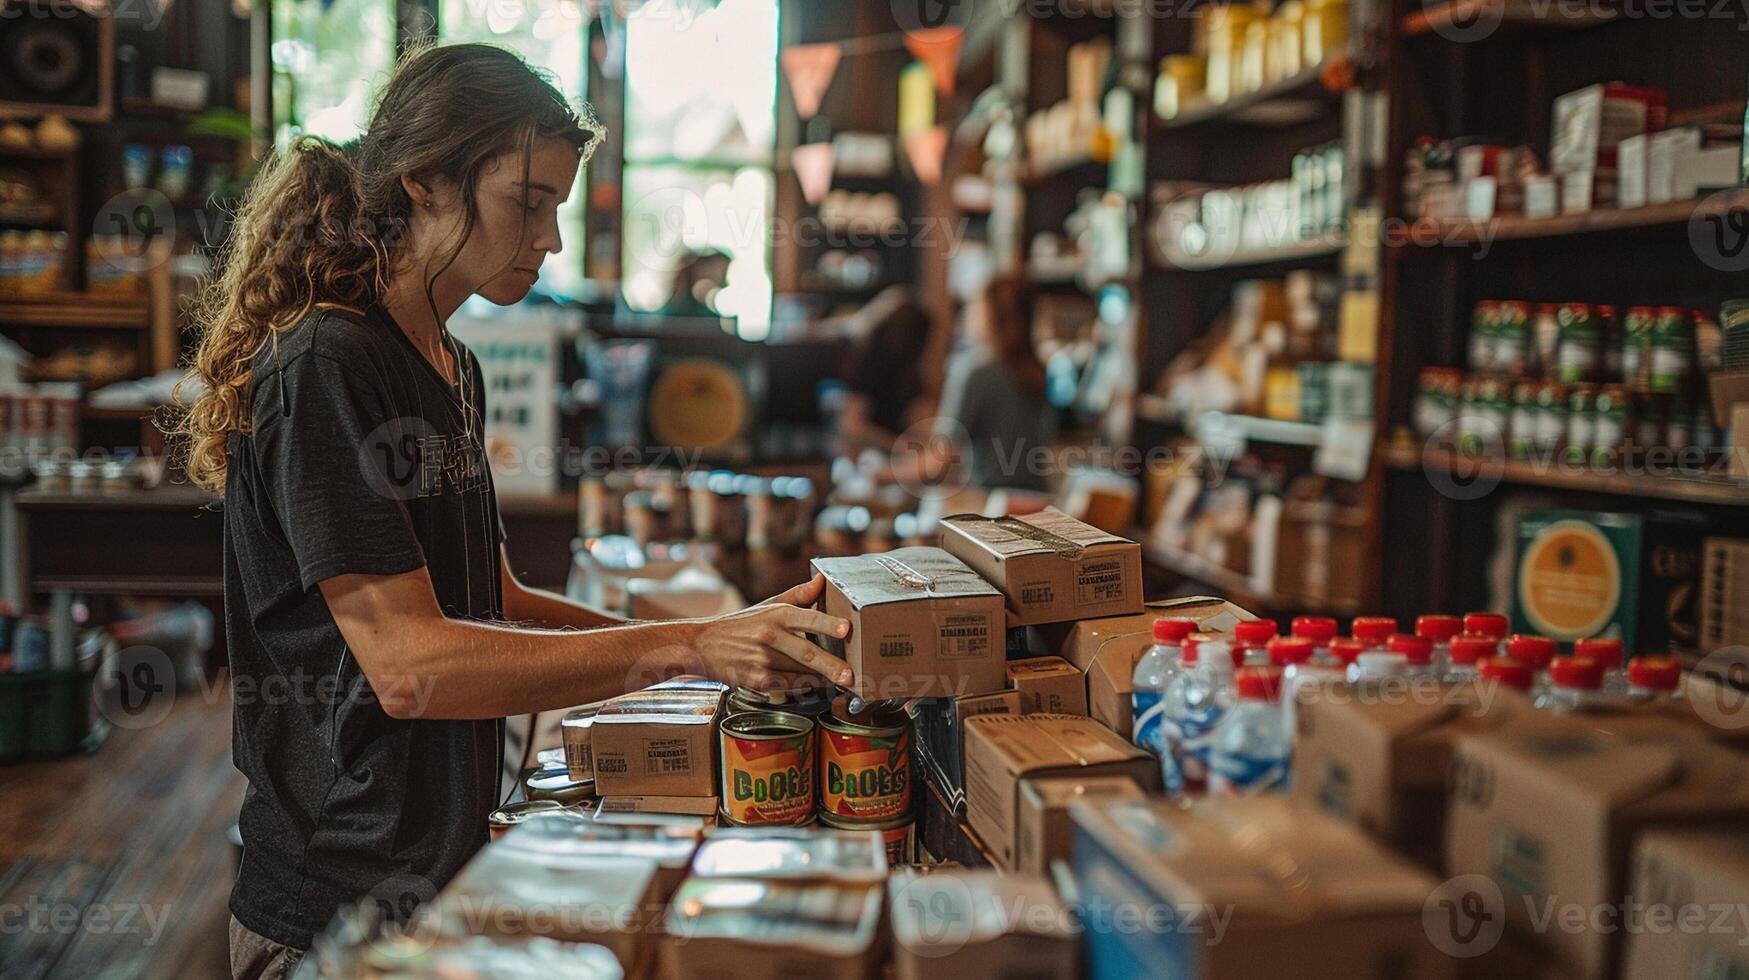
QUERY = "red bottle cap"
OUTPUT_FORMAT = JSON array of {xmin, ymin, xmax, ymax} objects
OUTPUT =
[
  {"xmin": 1292, "ymin": 616, "xmax": 1338, "ymax": 643},
  {"xmin": 1478, "ymin": 656, "xmax": 1534, "ymax": 692},
  {"xmin": 1628, "ymin": 657, "xmax": 1680, "ymax": 691},
  {"xmin": 1235, "ymin": 620, "xmax": 1279, "ymax": 646},
  {"xmin": 1573, "ymin": 637, "xmax": 1624, "ymax": 669},
  {"xmin": 1235, "ymin": 666, "xmax": 1284, "ymax": 701},
  {"xmin": 1449, "ymin": 633, "xmax": 1497, "ymax": 666},
  {"xmin": 1328, "ymin": 637, "xmax": 1366, "ymax": 665},
  {"xmin": 1153, "ymin": 617, "xmax": 1198, "ymax": 644},
  {"xmin": 1550, "ymin": 656, "xmax": 1602, "ymax": 691},
  {"xmin": 1464, "ymin": 612, "xmax": 1510, "ymax": 638},
  {"xmin": 1351, "ymin": 617, "xmax": 1397, "ymax": 645},
  {"xmin": 1267, "ymin": 636, "xmax": 1313, "ymax": 667},
  {"xmin": 1181, "ymin": 635, "xmax": 1203, "ymax": 667},
  {"xmin": 1416, "ymin": 615, "xmax": 1463, "ymax": 643},
  {"xmin": 1386, "ymin": 633, "xmax": 1434, "ymax": 666},
  {"xmin": 1505, "ymin": 634, "xmax": 1558, "ymax": 669}
]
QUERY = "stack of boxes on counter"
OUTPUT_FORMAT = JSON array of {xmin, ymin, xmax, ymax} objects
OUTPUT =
[
  {"xmin": 1412, "ymin": 297, "xmax": 1730, "ymax": 473},
  {"xmin": 334, "ymin": 505, "xmax": 1749, "ymax": 979}
]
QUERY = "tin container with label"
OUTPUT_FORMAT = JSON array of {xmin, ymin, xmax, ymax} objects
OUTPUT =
[
  {"xmin": 719, "ymin": 711, "xmax": 816, "ymax": 826},
  {"xmin": 818, "ymin": 695, "xmax": 913, "ymax": 823},
  {"xmin": 1556, "ymin": 304, "xmax": 1603, "ymax": 384},
  {"xmin": 1621, "ymin": 307, "xmax": 1656, "ymax": 388},
  {"xmin": 1649, "ymin": 307, "xmax": 1694, "ymax": 394},
  {"xmin": 526, "ymin": 766, "xmax": 595, "ymax": 807},
  {"xmin": 820, "ymin": 811, "xmax": 914, "ymax": 869},
  {"xmin": 489, "ymin": 800, "xmax": 566, "ymax": 840},
  {"xmin": 726, "ymin": 686, "xmax": 833, "ymax": 720},
  {"xmin": 1508, "ymin": 380, "xmax": 1539, "ymax": 459}
]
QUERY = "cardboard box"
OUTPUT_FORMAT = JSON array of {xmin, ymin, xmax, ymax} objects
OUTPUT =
[
  {"xmin": 662, "ymin": 878, "xmax": 884, "ymax": 980},
  {"xmin": 1005, "ymin": 656, "xmax": 1088, "ymax": 716},
  {"xmin": 1016, "ymin": 774, "xmax": 1145, "ymax": 876},
  {"xmin": 1445, "ymin": 728, "xmax": 1749, "ymax": 978},
  {"xmin": 811, "ymin": 547, "xmax": 1006, "ymax": 700},
  {"xmin": 561, "ymin": 702, "xmax": 603, "ymax": 781},
  {"xmin": 590, "ymin": 685, "xmax": 725, "ymax": 797},
  {"xmin": 963, "ymin": 713, "xmax": 1159, "ymax": 869},
  {"xmin": 1071, "ymin": 796, "xmax": 1452, "ymax": 980},
  {"xmin": 1672, "ymin": 144, "xmax": 1741, "ymax": 200},
  {"xmin": 1647, "ymin": 126, "xmax": 1702, "ymax": 204},
  {"xmin": 910, "ymin": 690, "xmax": 1024, "ymax": 812},
  {"xmin": 1616, "ymin": 133, "xmax": 1650, "ymax": 209},
  {"xmin": 1550, "ymin": 83, "xmax": 1666, "ymax": 176},
  {"xmin": 1291, "ymin": 681, "xmax": 1558, "ymax": 870},
  {"xmin": 689, "ymin": 826, "xmax": 889, "ymax": 883},
  {"xmin": 940, "ymin": 509, "xmax": 1143, "ymax": 626},
  {"xmin": 1041, "ymin": 597, "xmax": 1256, "ymax": 740},
  {"xmin": 888, "ymin": 869, "xmax": 1077, "ymax": 979},
  {"xmin": 594, "ymin": 795, "xmax": 720, "ymax": 831},
  {"xmin": 1622, "ymin": 830, "xmax": 1749, "ymax": 980},
  {"xmin": 497, "ymin": 810, "xmax": 699, "ymax": 903}
]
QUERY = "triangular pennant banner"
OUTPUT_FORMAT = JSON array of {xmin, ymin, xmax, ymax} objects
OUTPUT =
[
  {"xmin": 792, "ymin": 142, "xmax": 836, "ymax": 206},
  {"xmin": 903, "ymin": 126, "xmax": 949, "ymax": 187},
  {"xmin": 781, "ymin": 43, "xmax": 842, "ymax": 120},
  {"xmin": 904, "ymin": 27, "xmax": 963, "ymax": 97}
]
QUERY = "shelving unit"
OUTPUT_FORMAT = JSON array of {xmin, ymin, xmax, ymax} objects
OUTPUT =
[
  {"xmin": 1405, "ymin": 189, "xmax": 1749, "ymax": 247},
  {"xmin": 1141, "ymin": 539, "xmax": 1361, "ymax": 617},
  {"xmin": 1382, "ymin": 443, "xmax": 1749, "ymax": 508},
  {"xmin": 1155, "ymin": 53, "xmax": 1347, "ymax": 130},
  {"xmin": 1400, "ymin": 0, "xmax": 1621, "ymax": 37},
  {"xmin": 1153, "ymin": 232, "xmax": 1348, "ymax": 272}
]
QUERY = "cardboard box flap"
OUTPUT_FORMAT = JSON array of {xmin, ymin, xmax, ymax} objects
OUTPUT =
[
  {"xmin": 594, "ymin": 690, "xmax": 721, "ymax": 725},
  {"xmin": 812, "ymin": 547, "xmax": 1001, "ymax": 608},
  {"xmin": 966, "ymin": 713, "xmax": 1147, "ymax": 777},
  {"xmin": 1469, "ymin": 732, "xmax": 1690, "ymax": 813},
  {"xmin": 941, "ymin": 509, "xmax": 1129, "ymax": 559}
]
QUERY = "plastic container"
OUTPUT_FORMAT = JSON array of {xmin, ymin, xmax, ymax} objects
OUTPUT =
[
  {"xmin": 1626, "ymin": 657, "xmax": 1682, "ymax": 704},
  {"xmin": 1132, "ymin": 617, "xmax": 1197, "ymax": 760},
  {"xmin": 1478, "ymin": 655, "xmax": 1535, "ymax": 693},
  {"xmin": 1415, "ymin": 615, "xmax": 1463, "ymax": 674},
  {"xmin": 1161, "ymin": 637, "xmax": 1236, "ymax": 797},
  {"xmin": 1537, "ymin": 657, "xmax": 1605, "ymax": 712},
  {"xmin": 1209, "ymin": 666, "xmax": 1290, "ymax": 796},
  {"xmin": 1446, "ymin": 633, "xmax": 1495, "ymax": 684},
  {"xmin": 1574, "ymin": 637, "xmax": 1627, "ymax": 698}
]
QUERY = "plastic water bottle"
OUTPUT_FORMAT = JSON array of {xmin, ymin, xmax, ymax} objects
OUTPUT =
[
  {"xmin": 1386, "ymin": 633, "xmax": 1439, "ymax": 679},
  {"xmin": 1328, "ymin": 637, "xmax": 1366, "ymax": 677},
  {"xmin": 1478, "ymin": 655, "xmax": 1534, "ymax": 694},
  {"xmin": 1445, "ymin": 633, "xmax": 1494, "ymax": 684},
  {"xmin": 1416, "ymin": 615, "xmax": 1462, "ymax": 676},
  {"xmin": 1506, "ymin": 634, "xmax": 1558, "ymax": 697},
  {"xmin": 1133, "ymin": 617, "xmax": 1197, "ymax": 763},
  {"xmin": 1626, "ymin": 657, "xmax": 1682, "ymax": 705},
  {"xmin": 1209, "ymin": 666, "xmax": 1291, "ymax": 796},
  {"xmin": 1292, "ymin": 616, "xmax": 1338, "ymax": 665},
  {"xmin": 1162, "ymin": 637, "xmax": 1235, "ymax": 797},
  {"xmin": 1536, "ymin": 656, "xmax": 1605, "ymax": 712},
  {"xmin": 1350, "ymin": 651, "xmax": 1407, "ymax": 683},
  {"xmin": 1574, "ymin": 637, "xmax": 1628, "ymax": 698},
  {"xmin": 1272, "ymin": 636, "xmax": 1339, "ymax": 733},
  {"xmin": 1351, "ymin": 616, "xmax": 1397, "ymax": 651},
  {"xmin": 1233, "ymin": 620, "xmax": 1278, "ymax": 668},
  {"xmin": 1463, "ymin": 612, "xmax": 1509, "ymax": 653}
]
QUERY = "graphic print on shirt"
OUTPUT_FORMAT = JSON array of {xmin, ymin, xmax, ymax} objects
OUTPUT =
[{"xmin": 363, "ymin": 415, "xmax": 489, "ymax": 502}]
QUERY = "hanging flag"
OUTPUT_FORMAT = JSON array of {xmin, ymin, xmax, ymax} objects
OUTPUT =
[
  {"xmin": 781, "ymin": 43, "xmax": 842, "ymax": 121},
  {"xmin": 903, "ymin": 126, "xmax": 949, "ymax": 186},
  {"xmin": 897, "ymin": 62, "xmax": 936, "ymax": 136},
  {"xmin": 792, "ymin": 142, "xmax": 835, "ymax": 206},
  {"xmin": 903, "ymin": 27, "xmax": 963, "ymax": 96}
]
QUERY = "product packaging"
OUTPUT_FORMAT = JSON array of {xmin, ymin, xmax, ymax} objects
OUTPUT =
[{"xmin": 940, "ymin": 509, "xmax": 1143, "ymax": 626}]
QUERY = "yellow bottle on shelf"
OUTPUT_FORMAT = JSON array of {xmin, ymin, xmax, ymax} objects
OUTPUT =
[{"xmin": 1304, "ymin": 0, "xmax": 1350, "ymax": 65}]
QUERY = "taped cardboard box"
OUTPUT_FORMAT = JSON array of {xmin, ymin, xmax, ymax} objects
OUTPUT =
[
  {"xmin": 1070, "ymin": 796, "xmax": 1452, "ymax": 980},
  {"xmin": 1445, "ymin": 728, "xmax": 1749, "ymax": 978},
  {"xmin": 594, "ymin": 795, "xmax": 719, "ymax": 832},
  {"xmin": 1622, "ymin": 829, "xmax": 1749, "ymax": 980},
  {"xmin": 940, "ymin": 509, "xmax": 1143, "ymax": 626},
  {"xmin": 1039, "ymin": 597, "xmax": 1257, "ymax": 740},
  {"xmin": 888, "ymin": 869, "xmax": 1077, "ymax": 980},
  {"xmin": 1016, "ymin": 774, "xmax": 1145, "ymax": 876},
  {"xmin": 1005, "ymin": 656, "xmax": 1088, "ymax": 716},
  {"xmin": 661, "ymin": 877, "xmax": 884, "ymax": 980},
  {"xmin": 811, "ymin": 547, "xmax": 1006, "ymax": 700},
  {"xmin": 1291, "ymin": 681, "xmax": 1560, "ymax": 870},
  {"xmin": 963, "ymin": 713, "xmax": 1160, "ymax": 869},
  {"xmin": 561, "ymin": 701, "xmax": 605, "ymax": 781},
  {"xmin": 496, "ymin": 810, "xmax": 699, "ymax": 904},
  {"xmin": 910, "ymin": 690, "xmax": 1023, "ymax": 813},
  {"xmin": 591, "ymin": 684, "xmax": 726, "ymax": 797}
]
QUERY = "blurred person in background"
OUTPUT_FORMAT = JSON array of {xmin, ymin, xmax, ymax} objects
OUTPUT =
[{"xmin": 838, "ymin": 285, "xmax": 933, "ymax": 453}]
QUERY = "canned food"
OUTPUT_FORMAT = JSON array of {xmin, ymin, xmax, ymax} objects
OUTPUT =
[
  {"xmin": 1532, "ymin": 382, "xmax": 1565, "ymax": 457},
  {"xmin": 1556, "ymin": 303, "xmax": 1603, "ymax": 384},
  {"xmin": 1649, "ymin": 307, "xmax": 1694, "ymax": 394},
  {"xmin": 819, "ymin": 696, "xmax": 913, "ymax": 823},
  {"xmin": 1508, "ymin": 380, "xmax": 1539, "ymax": 459},
  {"xmin": 489, "ymin": 800, "xmax": 566, "ymax": 839},
  {"xmin": 526, "ymin": 766, "xmax": 595, "ymax": 807},
  {"xmin": 719, "ymin": 711, "xmax": 816, "ymax": 826},
  {"xmin": 1495, "ymin": 301, "xmax": 1532, "ymax": 376},
  {"xmin": 820, "ymin": 812, "xmax": 915, "ymax": 868},
  {"xmin": 1622, "ymin": 307, "xmax": 1656, "ymax": 388},
  {"xmin": 1592, "ymin": 385, "xmax": 1627, "ymax": 468},
  {"xmin": 1564, "ymin": 384, "xmax": 1596, "ymax": 466},
  {"xmin": 726, "ymin": 686, "xmax": 833, "ymax": 719},
  {"xmin": 1469, "ymin": 301, "xmax": 1500, "ymax": 374}
]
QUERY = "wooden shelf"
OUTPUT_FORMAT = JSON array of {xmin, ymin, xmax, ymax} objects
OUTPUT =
[
  {"xmin": 1402, "ymin": 0, "xmax": 1621, "ymax": 38},
  {"xmin": 1141, "ymin": 538, "xmax": 1362, "ymax": 617},
  {"xmin": 1156, "ymin": 54, "xmax": 1346, "ymax": 131},
  {"xmin": 1154, "ymin": 232, "xmax": 1346, "ymax": 272},
  {"xmin": 1404, "ymin": 190, "xmax": 1749, "ymax": 247},
  {"xmin": 0, "ymin": 294, "xmax": 150, "ymax": 330},
  {"xmin": 1381, "ymin": 442, "xmax": 1749, "ymax": 507}
]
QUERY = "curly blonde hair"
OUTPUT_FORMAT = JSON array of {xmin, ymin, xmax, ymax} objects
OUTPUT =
[{"xmin": 170, "ymin": 43, "xmax": 602, "ymax": 492}]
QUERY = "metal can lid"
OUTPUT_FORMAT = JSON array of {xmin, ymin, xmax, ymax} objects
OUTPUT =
[{"xmin": 721, "ymin": 710, "xmax": 815, "ymax": 739}]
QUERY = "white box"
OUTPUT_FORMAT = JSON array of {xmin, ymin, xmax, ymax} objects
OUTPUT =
[
  {"xmin": 1617, "ymin": 133, "xmax": 1651, "ymax": 209},
  {"xmin": 1523, "ymin": 175, "xmax": 1560, "ymax": 219},
  {"xmin": 1648, "ymin": 127, "xmax": 1702, "ymax": 204},
  {"xmin": 1561, "ymin": 168, "xmax": 1616, "ymax": 215},
  {"xmin": 1464, "ymin": 177, "xmax": 1498, "ymax": 222}
]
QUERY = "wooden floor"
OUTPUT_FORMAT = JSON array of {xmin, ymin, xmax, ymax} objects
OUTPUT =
[{"xmin": 0, "ymin": 677, "xmax": 242, "ymax": 980}]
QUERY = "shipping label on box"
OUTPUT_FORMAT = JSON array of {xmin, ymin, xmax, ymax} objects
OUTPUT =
[
  {"xmin": 590, "ymin": 687, "xmax": 724, "ymax": 797},
  {"xmin": 812, "ymin": 547, "xmax": 1006, "ymax": 700},
  {"xmin": 963, "ymin": 713, "xmax": 1159, "ymax": 869},
  {"xmin": 1005, "ymin": 656, "xmax": 1088, "ymax": 716},
  {"xmin": 1016, "ymin": 774, "xmax": 1145, "ymax": 876},
  {"xmin": 940, "ymin": 508, "xmax": 1143, "ymax": 626}
]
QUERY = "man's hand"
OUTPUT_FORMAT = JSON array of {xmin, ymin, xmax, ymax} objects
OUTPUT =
[{"xmin": 695, "ymin": 575, "xmax": 851, "ymax": 692}]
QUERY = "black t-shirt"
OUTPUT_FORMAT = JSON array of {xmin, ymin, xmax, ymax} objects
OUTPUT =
[{"xmin": 223, "ymin": 305, "xmax": 505, "ymax": 949}]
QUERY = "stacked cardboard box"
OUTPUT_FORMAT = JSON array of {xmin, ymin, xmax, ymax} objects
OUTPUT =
[{"xmin": 590, "ymin": 678, "xmax": 728, "ymax": 807}]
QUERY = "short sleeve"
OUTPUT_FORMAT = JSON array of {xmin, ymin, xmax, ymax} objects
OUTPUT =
[{"xmin": 253, "ymin": 348, "xmax": 427, "ymax": 592}]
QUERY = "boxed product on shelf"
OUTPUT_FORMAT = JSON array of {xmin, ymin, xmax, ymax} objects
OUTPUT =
[
  {"xmin": 1701, "ymin": 537, "xmax": 1749, "ymax": 651},
  {"xmin": 909, "ymin": 690, "xmax": 1023, "ymax": 813},
  {"xmin": 888, "ymin": 869, "xmax": 1078, "ymax": 979},
  {"xmin": 589, "ymin": 681, "xmax": 727, "ymax": 798},
  {"xmin": 1016, "ymin": 774, "xmax": 1145, "ymax": 876},
  {"xmin": 1004, "ymin": 656, "xmax": 1088, "ymax": 716},
  {"xmin": 661, "ymin": 876, "xmax": 885, "ymax": 980},
  {"xmin": 939, "ymin": 509, "xmax": 1143, "ymax": 626},
  {"xmin": 1273, "ymin": 478, "xmax": 1368, "ymax": 610},
  {"xmin": 1620, "ymin": 830, "xmax": 1749, "ymax": 980},
  {"xmin": 1070, "ymin": 796, "xmax": 1453, "ymax": 980},
  {"xmin": 1550, "ymin": 83, "xmax": 1668, "ymax": 178},
  {"xmin": 963, "ymin": 713, "xmax": 1160, "ymax": 869},
  {"xmin": 1512, "ymin": 509, "xmax": 1706, "ymax": 655},
  {"xmin": 1445, "ymin": 728, "xmax": 1749, "ymax": 979},
  {"xmin": 1037, "ymin": 597, "xmax": 1256, "ymax": 740},
  {"xmin": 811, "ymin": 547, "xmax": 1006, "ymax": 700}
]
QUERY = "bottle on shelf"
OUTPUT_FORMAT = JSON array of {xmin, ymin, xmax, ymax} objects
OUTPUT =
[
  {"xmin": 1292, "ymin": 615, "xmax": 1338, "ymax": 665},
  {"xmin": 1328, "ymin": 636, "xmax": 1366, "ymax": 677},
  {"xmin": 1234, "ymin": 619, "xmax": 1278, "ymax": 667},
  {"xmin": 1463, "ymin": 612, "xmax": 1510, "ymax": 652},
  {"xmin": 1351, "ymin": 651, "xmax": 1408, "ymax": 682},
  {"xmin": 1162, "ymin": 636, "xmax": 1237, "ymax": 798},
  {"xmin": 1537, "ymin": 657, "xmax": 1606, "ymax": 712},
  {"xmin": 1573, "ymin": 637, "xmax": 1628, "ymax": 698},
  {"xmin": 1350, "ymin": 616, "xmax": 1396, "ymax": 651},
  {"xmin": 1478, "ymin": 655, "xmax": 1535, "ymax": 694},
  {"xmin": 1386, "ymin": 633, "xmax": 1438, "ymax": 679},
  {"xmin": 1209, "ymin": 666, "xmax": 1291, "ymax": 797},
  {"xmin": 1445, "ymin": 633, "xmax": 1495, "ymax": 684},
  {"xmin": 1133, "ymin": 617, "xmax": 1198, "ymax": 761},
  {"xmin": 1272, "ymin": 635, "xmax": 1336, "ymax": 731},
  {"xmin": 1415, "ymin": 615, "xmax": 1463, "ymax": 675},
  {"xmin": 1505, "ymin": 634, "xmax": 1559, "ymax": 695},
  {"xmin": 1626, "ymin": 657, "xmax": 1682, "ymax": 705}
]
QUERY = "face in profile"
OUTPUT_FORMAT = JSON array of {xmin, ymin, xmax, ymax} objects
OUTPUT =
[{"xmin": 425, "ymin": 136, "xmax": 582, "ymax": 306}]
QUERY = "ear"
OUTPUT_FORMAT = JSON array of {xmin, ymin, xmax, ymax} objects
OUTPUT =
[{"xmin": 399, "ymin": 173, "xmax": 433, "ymax": 210}]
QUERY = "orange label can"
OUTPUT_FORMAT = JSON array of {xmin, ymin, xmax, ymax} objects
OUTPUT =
[
  {"xmin": 819, "ymin": 698, "xmax": 912, "ymax": 822},
  {"xmin": 719, "ymin": 711, "xmax": 816, "ymax": 826}
]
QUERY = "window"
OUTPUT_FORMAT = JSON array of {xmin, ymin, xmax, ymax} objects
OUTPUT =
[
  {"xmin": 270, "ymin": 0, "xmax": 396, "ymax": 146},
  {"xmin": 621, "ymin": 0, "xmax": 779, "ymax": 339}
]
